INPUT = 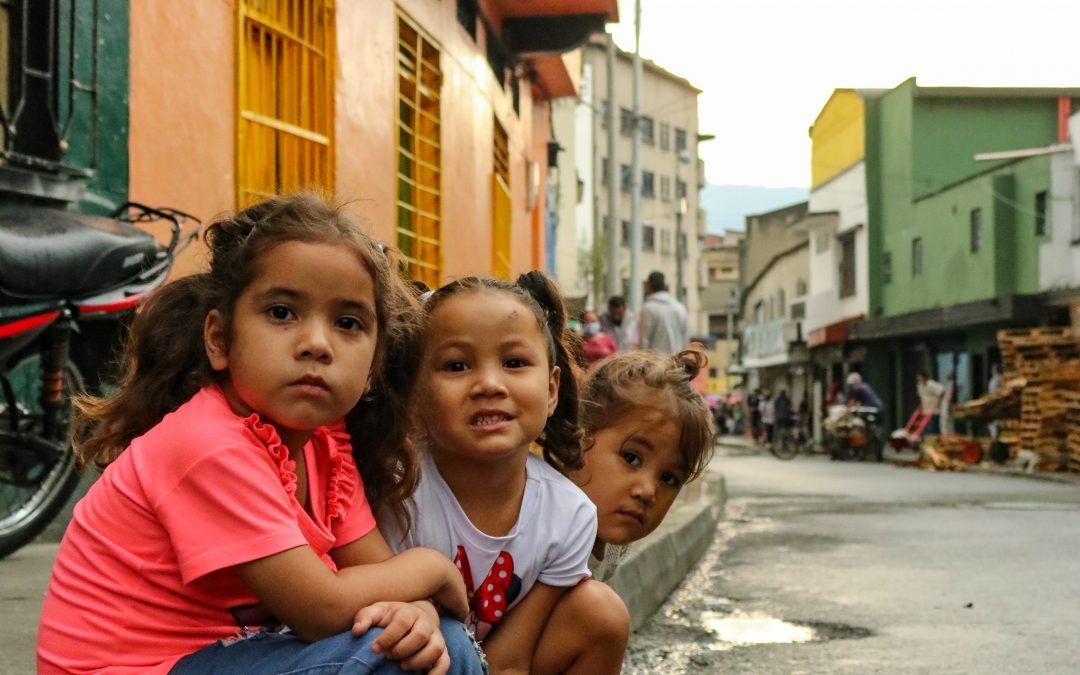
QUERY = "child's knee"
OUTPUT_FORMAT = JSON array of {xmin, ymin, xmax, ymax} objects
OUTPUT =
[
  {"xmin": 568, "ymin": 580, "xmax": 630, "ymax": 643},
  {"xmin": 438, "ymin": 617, "xmax": 488, "ymax": 674}
]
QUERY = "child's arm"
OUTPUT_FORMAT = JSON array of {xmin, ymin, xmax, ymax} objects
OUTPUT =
[
  {"xmin": 236, "ymin": 539, "xmax": 467, "ymax": 643},
  {"xmin": 480, "ymin": 582, "xmax": 567, "ymax": 674}
]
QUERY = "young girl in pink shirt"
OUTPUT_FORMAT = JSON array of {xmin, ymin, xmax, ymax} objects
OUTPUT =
[{"xmin": 37, "ymin": 195, "xmax": 483, "ymax": 674}]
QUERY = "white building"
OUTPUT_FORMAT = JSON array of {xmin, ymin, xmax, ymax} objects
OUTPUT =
[{"xmin": 551, "ymin": 38, "xmax": 706, "ymax": 333}]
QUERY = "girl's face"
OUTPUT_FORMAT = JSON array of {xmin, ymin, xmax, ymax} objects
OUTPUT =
[
  {"xmin": 420, "ymin": 290, "xmax": 559, "ymax": 465},
  {"xmin": 205, "ymin": 241, "xmax": 378, "ymax": 449},
  {"xmin": 573, "ymin": 405, "xmax": 687, "ymax": 546}
]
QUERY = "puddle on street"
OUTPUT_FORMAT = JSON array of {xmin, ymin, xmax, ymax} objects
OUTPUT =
[{"xmin": 701, "ymin": 611, "xmax": 816, "ymax": 646}]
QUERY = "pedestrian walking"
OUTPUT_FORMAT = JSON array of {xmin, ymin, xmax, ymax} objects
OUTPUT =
[
  {"xmin": 916, "ymin": 371, "xmax": 945, "ymax": 435},
  {"xmin": 761, "ymin": 391, "xmax": 776, "ymax": 445},
  {"xmin": 638, "ymin": 271, "xmax": 688, "ymax": 354},
  {"xmin": 599, "ymin": 295, "xmax": 638, "ymax": 351},
  {"xmin": 748, "ymin": 388, "xmax": 762, "ymax": 442}
]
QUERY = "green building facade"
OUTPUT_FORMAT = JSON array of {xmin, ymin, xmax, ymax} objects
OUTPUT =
[{"xmin": 856, "ymin": 79, "xmax": 1080, "ymax": 427}]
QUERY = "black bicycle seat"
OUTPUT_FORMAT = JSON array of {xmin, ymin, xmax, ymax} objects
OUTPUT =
[{"xmin": 0, "ymin": 205, "xmax": 159, "ymax": 300}]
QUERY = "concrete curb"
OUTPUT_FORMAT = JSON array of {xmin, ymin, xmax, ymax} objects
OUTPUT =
[{"xmin": 606, "ymin": 468, "xmax": 726, "ymax": 631}]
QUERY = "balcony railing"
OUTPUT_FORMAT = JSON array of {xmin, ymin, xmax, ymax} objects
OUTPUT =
[{"xmin": 742, "ymin": 318, "xmax": 803, "ymax": 366}]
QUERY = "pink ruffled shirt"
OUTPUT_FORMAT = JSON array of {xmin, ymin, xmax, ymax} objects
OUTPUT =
[{"xmin": 37, "ymin": 386, "xmax": 376, "ymax": 674}]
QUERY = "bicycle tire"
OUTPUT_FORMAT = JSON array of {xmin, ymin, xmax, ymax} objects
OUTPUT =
[{"xmin": 769, "ymin": 432, "xmax": 800, "ymax": 460}]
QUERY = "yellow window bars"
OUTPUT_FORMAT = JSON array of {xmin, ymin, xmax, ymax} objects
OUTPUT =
[
  {"xmin": 396, "ymin": 13, "xmax": 442, "ymax": 287},
  {"xmin": 237, "ymin": 0, "xmax": 335, "ymax": 207},
  {"xmin": 492, "ymin": 115, "xmax": 511, "ymax": 280}
]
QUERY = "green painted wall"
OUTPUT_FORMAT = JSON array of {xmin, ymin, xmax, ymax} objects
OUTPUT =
[
  {"xmin": 872, "ymin": 81, "xmax": 1064, "ymax": 317},
  {"xmin": 58, "ymin": 0, "xmax": 129, "ymax": 215}
]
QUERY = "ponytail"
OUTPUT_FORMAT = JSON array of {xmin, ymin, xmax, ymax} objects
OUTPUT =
[{"xmin": 515, "ymin": 271, "xmax": 585, "ymax": 473}]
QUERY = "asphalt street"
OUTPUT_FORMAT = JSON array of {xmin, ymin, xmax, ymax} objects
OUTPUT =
[{"xmin": 625, "ymin": 446, "xmax": 1080, "ymax": 674}]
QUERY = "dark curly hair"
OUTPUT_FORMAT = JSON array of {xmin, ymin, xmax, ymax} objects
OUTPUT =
[
  {"xmin": 416, "ymin": 272, "xmax": 585, "ymax": 474},
  {"xmin": 580, "ymin": 349, "xmax": 715, "ymax": 482},
  {"xmin": 73, "ymin": 193, "xmax": 422, "ymax": 525}
]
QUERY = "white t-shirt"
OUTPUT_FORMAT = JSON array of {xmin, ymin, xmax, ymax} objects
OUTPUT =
[{"xmin": 386, "ymin": 452, "xmax": 596, "ymax": 640}]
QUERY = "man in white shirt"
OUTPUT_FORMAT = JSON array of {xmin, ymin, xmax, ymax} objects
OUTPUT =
[
  {"xmin": 916, "ymin": 371, "xmax": 945, "ymax": 435},
  {"xmin": 638, "ymin": 271, "xmax": 688, "ymax": 354}
]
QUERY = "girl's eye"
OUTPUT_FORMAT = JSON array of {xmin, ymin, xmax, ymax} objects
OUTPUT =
[
  {"xmin": 268, "ymin": 305, "xmax": 294, "ymax": 321},
  {"xmin": 620, "ymin": 450, "xmax": 642, "ymax": 467},
  {"xmin": 505, "ymin": 358, "xmax": 528, "ymax": 369},
  {"xmin": 660, "ymin": 471, "xmax": 684, "ymax": 489},
  {"xmin": 336, "ymin": 316, "xmax": 363, "ymax": 332},
  {"xmin": 443, "ymin": 361, "xmax": 468, "ymax": 373}
]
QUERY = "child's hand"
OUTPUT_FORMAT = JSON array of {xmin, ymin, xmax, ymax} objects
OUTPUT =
[
  {"xmin": 432, "ymin": 558, "xmax": 470, "ymax": 622},
  {"xmin": 352, "ymin": 601, "xmax": 450, "ymax": 674}
]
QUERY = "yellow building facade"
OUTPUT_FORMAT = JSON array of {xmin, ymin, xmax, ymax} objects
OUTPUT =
[{"xmin": 809, "ymin": 89, "xmax": 865, "ymax": 189}]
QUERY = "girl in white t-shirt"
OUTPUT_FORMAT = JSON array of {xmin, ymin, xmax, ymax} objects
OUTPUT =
[{"xmin": 387, "ymin": 273, "xmax": 628, "ymax": 673}]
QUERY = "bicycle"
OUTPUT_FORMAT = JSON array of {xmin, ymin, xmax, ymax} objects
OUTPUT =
[{"xmin": 768, "ymin": 423, "xmax": 811, "ymax": 460}]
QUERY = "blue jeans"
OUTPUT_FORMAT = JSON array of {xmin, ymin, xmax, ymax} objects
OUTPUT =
[{"xmin": 170, "ymin": 618, "xmax": 486, "ymax": 674}]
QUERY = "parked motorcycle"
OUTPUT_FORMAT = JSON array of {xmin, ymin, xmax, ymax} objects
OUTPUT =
[
  {"xmin": 823, "ymin": 405, "xmax": 885, "ymax": 462},
  {"xmin": 0, "ymin": 204, "xmax": 198, "ymax": 559}
]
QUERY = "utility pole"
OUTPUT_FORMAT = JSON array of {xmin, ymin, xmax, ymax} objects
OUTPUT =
[
  {"xmin": 605, "ymin": 33, "xmax": 619, "ymax": 300},
  {"xmin": 628, "ymin": 0, "xmax": 643, "ymax": 312}
]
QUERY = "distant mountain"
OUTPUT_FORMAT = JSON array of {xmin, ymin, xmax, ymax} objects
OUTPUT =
[{"xmin": 700, "ymin": 184, "xmax": 809, "ymax": 233}]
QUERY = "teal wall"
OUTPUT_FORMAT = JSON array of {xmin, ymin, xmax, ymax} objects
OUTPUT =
[
  {"xmin": 871, "ymin": 80, "xmax": 1065, "ymax": 317},
  {"xmin": 58, "ymin": 0, "xmax": 129, "ymax": 215}
]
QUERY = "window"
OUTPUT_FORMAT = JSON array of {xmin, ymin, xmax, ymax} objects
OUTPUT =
[
  {"xmin": 659, "ymin": 122, "xmax": 670, "ymax": 150},
  {"xmin": 395, "ymin": 13, "xmax": 442, "ymax": 286},
  {"xmin": 642, "ymin": 171, "xmax": 655, "ymax": 198},
  {"xmin": 883, "ymin": 251, "xmax": 892, "ymax": 284},
  {"xmin": 1035, "ymin": 191, "xmax": 1048, "ymax": 236},
  {"xmin": 640, "ymin": 116, "xmax": 654, "ymax": 144},
  {"xmin": 486, "ymin": 23, "xmax": 509, "ymax": 86},
  {"xmin": 753, "ymin": 300, "xmax": 764, "ymax": 324},
  {"xmin": 970, "ymin": 207, "xmax": 982, "ymax": 252},
  {"xmin": 456, "ymin": 0, "xmax": 478, "ymax": 39},
  {"xmin": 778, "ymin": 288, "xmax": 786, "ymax": 317},
  {"xmin": 601, "ymin": 157, "xmax": 609, "ymax": 184},
  {"xmin": 660, "ymin": 175, "xmax": 671, "ymax": 201},
  {"xmin": 643, "ymin": 224, "xmax": 656, "ymax": 252},
  {"xmin": 791, "ymin": 301, "xmax": 806, "ymax": 320},
  {"xmin": 620, "ymin": 107, "xmax": 634, "ymax": 136},
  {"xmin": 492, "ymin": 116, "xmax": 511, "ymax": 279},
  {"xmin": 620, "ymin": 164, "xmax": 631, "ymax": 192},
  {"xmin": 621, "ymin": 220, "xmax": 631, "ymax": 246},
  {"xmin": 675, "ymin": 128, "xmax": 687, "ymax": 154},
  {"xmin": 239, "ymin": 0, "xmax": 335, "ymax": 206},
  {"xmin": 676, "ymin": 178, "xmax": 687, "ymax": 200},
  {"xmin": 661, "ymin": 229, "xmax": 672, "ymax": 255},
  {"xmin": 678, "ymin": 232, "xmax": 688, "ymax": 259},
  {"xmin": 838, "ymin": 231, "xmax": 855, "ymax": 298},
  {"xmin": 814, "ymin": 229, "xmax": 831, "ymax": 253},
  {"xmin": 796, "ymin": 279, "xmax": 807, "ymax": 296},
  {"xmin": 600, "ymin": 99, "xmax": 609, "ymax": 130},
  {"xmin": 911, "ymin": 238, "xmax": 923, "ymax": 277}
]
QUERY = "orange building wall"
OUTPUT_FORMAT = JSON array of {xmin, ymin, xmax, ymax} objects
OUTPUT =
[
  {"xmin": 128, "ymin": 0, "xmax": 235, "ymax": 276},
  {"xmin": 129, "ymin": 0, "xmax": 552, "ymax": 281}
]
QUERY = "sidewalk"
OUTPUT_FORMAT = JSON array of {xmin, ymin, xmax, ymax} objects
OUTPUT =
[{"xmin": 0, "ymin": 541, "xmax": 54, "ymax": 673}]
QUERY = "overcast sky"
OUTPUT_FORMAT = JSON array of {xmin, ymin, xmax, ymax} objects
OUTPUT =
[{"xmin": 608, "ymin": 0, "xmax": 1080, "ymax": 188}]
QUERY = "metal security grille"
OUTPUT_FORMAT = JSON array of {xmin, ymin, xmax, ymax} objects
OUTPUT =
[
  {"xmin": 0, "ymin": 0, "xmax": 98, "ymax": 173},
  {"xmin": 237, "ymin": 0, "xmax": 334, "ymax": 207},
  {"xmin": 492, "ymin": 115, "xmax": 510, "ymax": 279},
  {"xmin": 396, "ymin": 13, "xmax": 442, "ymax": 286}
]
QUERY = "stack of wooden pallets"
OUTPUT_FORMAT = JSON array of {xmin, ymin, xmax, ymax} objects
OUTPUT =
[{"xmin": 997, "ymin": 327, "xmax": 1080, "ymax": 471}]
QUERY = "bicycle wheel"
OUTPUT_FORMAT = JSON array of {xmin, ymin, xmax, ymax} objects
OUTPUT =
[
  {"xmin": 0, "ymin": 354, "xmax": 83, "ymax": 559},
  {"xmin": 769, "ymin": 430, "xmax": 800, "ymax": 460}
]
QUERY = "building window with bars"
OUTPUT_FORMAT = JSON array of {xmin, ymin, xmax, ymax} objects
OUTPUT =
[
  {"xmin": 620, "ymin": 163, "xmax": 631, "ymax": 193},
  {"xmin": 659, "ymin": 122, "xmax": 670, "ymax": 150},
  {"xmin": 1035, "ymin": 190, "xmax": 1048, "ymax": 236},
  {"xmin": 492, "ymin": 115, "xmax": 511, "ymax": 279},
  {"xmin": 395, "ymin": 13, "xmax": 442, "ymax": 286},
  {"xmin": 838, "ymin": 231, "xmax": 856, "ymax": 298},
  {"xmin": 640, "ymin": 116, "xmax": 654, "ymax": 144},
  {"xmin": 238, "ymin": 0, "xmax": 335, "ymax": 207},
  {"xmin": 675, "ymin": 128, "xmax": 687, "ymax": 154},
  {"xmin": 643, "ymin": 224, "xmax": 655, "ymax": 251},
  {"xmin": 620, "ymin": 107, "xmax": 634, "ymax": 136},
  {"xmin": 621, "ymin": 219, "xmax": 630, "ymax": 246},
  {"xmin": 970, "ymin": 207, "xmax": 982, "ymax": 252},
  {"xmin": 675, "ymin": 178, "xmax": 687, "ymax": 200},
  {"xmin": 642, "ymin": 171, "xmax": 655, "ymax": 199},
  {"xmin": 660, "ymin": 175, "xmax": 671, "ymax": 201}
]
